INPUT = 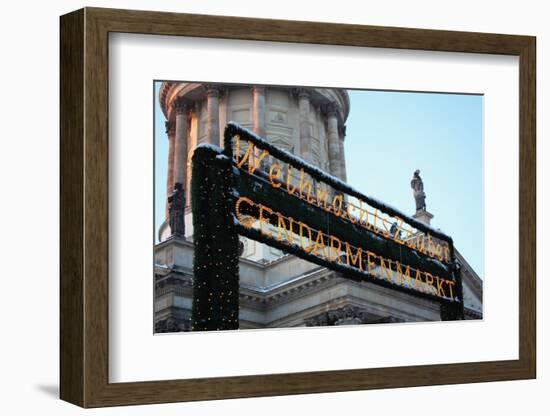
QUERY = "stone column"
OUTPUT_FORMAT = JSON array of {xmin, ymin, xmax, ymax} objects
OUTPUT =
[
  {"xmin": 205, "ymin": 85, "xmax": 220, "ymax": 145},
  {"xmin": 164, "ymin": 120, "xmax": 176, "ymax": 219},
  {"xmin": 338, "ymin": 125, "xmax": 347, "ymax": 182},
  {"xmin": 325, "ymin": 102, "xmax": 343, "ymax": 179},
  {"xmin": 185, "ymin": 103, "xmax": 197, "ymax": 206},
  {"xmin": 252, "ymin": 86, "xmax": 266, "ymax": 138},
  {"xmin": 172, "ymin": 97, "xmax": 188, "ymax": 188},
  {"xmin": 297, "ymin": 89, "xmax": 312, "ymax": 162}
]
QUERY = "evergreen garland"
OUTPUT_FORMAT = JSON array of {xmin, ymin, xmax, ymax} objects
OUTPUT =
[{"xmin": 191, "ymin": 145, "xmax": 239, "ymax": 331}]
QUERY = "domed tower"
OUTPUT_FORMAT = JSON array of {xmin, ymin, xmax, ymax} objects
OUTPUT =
[{"xmin": 158, "ymin": 82, "xmax": 349, "ymax": 259}]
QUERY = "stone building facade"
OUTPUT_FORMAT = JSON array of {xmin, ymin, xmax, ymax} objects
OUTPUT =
[{"xmin": 154, "ymin": 82, "xmax": 483, "ymax": 332}]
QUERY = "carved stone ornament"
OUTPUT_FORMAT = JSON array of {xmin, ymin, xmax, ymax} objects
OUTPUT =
[
  {"xmin": 410, "ymin": 169, "xmax": 427, "ymax": 212},
  {"xmin": 168, "ymin": 182, "xmax": 186, "ymax": 237},
  {"xmin": 172, "ymin": 96, "xmax": 188, "ymax": 115}
]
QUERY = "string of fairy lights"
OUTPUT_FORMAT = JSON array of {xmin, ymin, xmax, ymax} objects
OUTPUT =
[{"xmin": 191, "ymin": 146, "xmax": 240, "ymax": 331}]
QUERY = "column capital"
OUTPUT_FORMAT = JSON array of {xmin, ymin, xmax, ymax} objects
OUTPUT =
[
  {"xmin": 204, "ymin": 84, "xmax": 222, "ymax": 98},
  {"xmin": 294, "ymin": 87, "xmax": 311, "ymax": 100},
  {"xmin": 172, "ymin": 96, "xmax": 188, "ymax": 115},
  {"xmin": 322, "ymin": 101, "xmax": 338, "ymax": 117}
]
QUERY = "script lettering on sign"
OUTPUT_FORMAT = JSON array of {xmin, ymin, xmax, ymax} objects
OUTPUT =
[
  {"xmin": 223, "ymin": 122, "xmax": 461, "ymax": 304},
  {"xmin": 235, "ymin": 195, "xmax": 456, "ymax": 300},
  {"xmin": 233, "ymin": 137, "xmax": 452, "ymax": 263}
]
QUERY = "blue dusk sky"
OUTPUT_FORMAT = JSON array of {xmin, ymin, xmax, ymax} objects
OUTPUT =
[{"xmin": 154, "ymin": 82, "xmax": 483, "ymax": 278}]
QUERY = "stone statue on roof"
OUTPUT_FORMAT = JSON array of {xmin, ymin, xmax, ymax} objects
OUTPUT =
[
  {"xmin": 168, "ymin": 182, "xmax": 186, "ymax": 237},
  {"xmin": 410, "ymin": 169, "xmax": 426, "ymax": 212}
]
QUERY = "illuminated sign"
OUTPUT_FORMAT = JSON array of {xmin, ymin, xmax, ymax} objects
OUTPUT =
[{"xmin": 190, "ymin": 122, "xmax": 463, "ymax": 330}]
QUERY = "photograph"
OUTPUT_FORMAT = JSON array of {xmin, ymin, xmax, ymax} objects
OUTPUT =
[{"xmin": 153, "ymin": 81, "xmax": 483, "ymax": 333}]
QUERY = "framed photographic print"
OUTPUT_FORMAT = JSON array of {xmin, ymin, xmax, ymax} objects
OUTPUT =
[{"xmin": 60, "ymin": 7, "xmax": 536, "ymax": 408}]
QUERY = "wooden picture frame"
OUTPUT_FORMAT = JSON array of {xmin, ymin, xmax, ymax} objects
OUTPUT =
[{"xmin": 60, "ymin": 7, "xmax": 536, "ymax": 408}]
